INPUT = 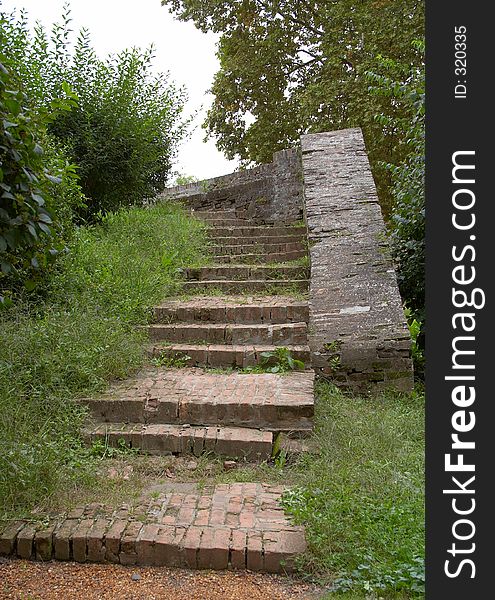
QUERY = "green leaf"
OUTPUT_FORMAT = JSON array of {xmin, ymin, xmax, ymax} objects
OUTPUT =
[
  {"xmin": 38, "ymin": 213, "xmax": 53, "ymax": 224},
  {"xmin": 1, "ymin": 261, "xmax": 12, "ymax": 274},
  {"xmin": 46, "ymin": 174, "xmax": 62, "ymax": 184},
  {"xmin": 31, "ymin": 193, "xmax": 45, "ymax": 206},
  {"xmin": 24, "ymin": 279, "xmax": 37, "ymax": 291},
  {"xmin": 0, "ymin": 295, "xmax": 14, "ymax": 309},
  {"xmin": 27, "ymin": 223, "xmax": 38, "ymax": 238},
  {"xmin": 38, "ymin": 222, "xmax": 52, "ymax": 235}
]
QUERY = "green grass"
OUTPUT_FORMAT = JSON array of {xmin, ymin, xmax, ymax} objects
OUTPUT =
[
  {"xmin": 283, "ymin": 381, "xmax": 425, "ymax": 598},
  {"xmin": 185, "ymin": 382, "xmax": 424, "ymax": 598},
  {"xmin": 0, "ymin": 202, "xmax": 208, "ymax": 517}
]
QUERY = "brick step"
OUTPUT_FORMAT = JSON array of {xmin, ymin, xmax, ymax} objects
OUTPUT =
[
  {"xmin": 83, "ymin": 369, "xmax": 314, "ymax": 431},
  {"xmin": 210, "ymin": 241, "xmax": 305, "ymax": 255},
  {"xmin": 153, "ymin": 297, "xmax": 309, "ymax": 324},
  {"xmin": 85, "ymin": 423, "xmax": 273, "ymax": 460},
  {"xmin": 199, "ymin": 218, "xmax": 250, "ymax": 227},
  {"xmin": 192, "ymin": 209, "xmax": 237, "ymax": 218},
  {"xmin": 213, "ymin": 250, "xmax": 307, "ymax": 264},
  {"xmin": 185, "ymin": 265, "xmax": 308, "ymax": 281},
  {"xmin": 149, "ymin": 343, "xmax": 311, "ymax": 369},
  {"xmin": 208, "ymin": 226, "xmax": 306, "ymax": 237},
  {"xmin": 210, "ymin": 234, "xmax": 306, "ymax": 246},
  {"xmin": 181, "ymin": 279, "xmax": 309, "ymax": 294},
  {"xmin": 0, "ymin": 483, "xmax": 305, "ymax": 572},
  {"xmin": 148, "ymin": 322, "xmax": 308, "ymax": 345}
]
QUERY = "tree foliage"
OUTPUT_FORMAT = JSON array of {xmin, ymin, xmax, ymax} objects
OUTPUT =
[
  {"xmin": 162, "ymin": 0, "xmax": 424, "ymax": 212},
  {"xmin": 367, "ymin": 41, "xmax": 425, "ymax": 319},
  {"xmin": 2, "ymin": 5, "xmax": 188, "ymax": 218}
]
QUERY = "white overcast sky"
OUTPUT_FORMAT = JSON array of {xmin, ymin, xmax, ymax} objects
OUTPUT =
[{"xmin": 1, "ymin": 0, "xmax": 239, "ymax": 180}]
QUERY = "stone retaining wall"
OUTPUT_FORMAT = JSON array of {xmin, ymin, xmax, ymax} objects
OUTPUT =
[
  {"xmin": 301, "ymin": 128, "xmax": 413, "ymax": 391},
  {"xmin": 161, "ymin": 148, "xmax": 303, "ymax": 224}
]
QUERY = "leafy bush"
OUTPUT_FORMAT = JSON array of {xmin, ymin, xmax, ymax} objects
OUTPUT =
[
  {"xmin": 367, "ymin": 42, "xmax": 425, "ymax": 321},
  {"xmin": 0, "ymin": 202, "xmax": 208, "ymax": 516},
  {"xmin": 2, "ymin": 5, "xmax": 188, "ymax": 219},
  {"xmin": 0, "ymin": 42, "xmax": 82, "ymax": 301}
]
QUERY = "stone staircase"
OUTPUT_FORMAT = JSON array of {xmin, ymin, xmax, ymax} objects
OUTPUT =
[
  {"xmin": 0, "ymin": 209, "xmax": 313, "ymax": 573},
  {"xmin": 86, "ymin": 209, "xmax": 314, "ymax": 457}
]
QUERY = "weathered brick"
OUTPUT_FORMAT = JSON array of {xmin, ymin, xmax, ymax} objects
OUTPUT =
[
  {"xmin": 246, "ymin": 532, "xmax": 263, "ymax": 571},
  {"xmin": 181, "ymin": 526, "xmax": 203, "ymax": 568},
  {"xmin": 105, "ymin": 519, "xmax": 127, "ymax": 563},
  {"xmin": 0, "ymin": 521, "xmax": 24, "ymax": 556},
  {"xmin": 198, "ymin": 527, "xmax": 230, "ymax": 570},
  {"xmin": 86, "ymin": 518, "xmax": 109, "ymax": 562},
  {"xmin": 136, "ymin": 523, "xmax": 160, "ymax": 565},
  {"xmin": 35, "ymin": 523, "xmax": 56, "ymax": 561},
  {"xmin": 72, "ymin": 518, "xmax": 94, "ymax": 563},
  {"xmin": 230, "ymin": 529, "xmax": 247, "ymax": 569},
  {"xmin": 16, "ymin": 524, "xmax": 37, "ymax": 559},
  {"xmin": 54, "ymin": 519, "xmax": 78, "ymax": 561},
  {"xmin": 120, "ymin": 521, "xmax": 143, "ymax": 565},
  {"xmin": 155, "ymin": 526, "xmax": 184, "ymax": 567},
  {"xmin": 263, "ymin": 530, "xmax": 306, "ymax": 573}
]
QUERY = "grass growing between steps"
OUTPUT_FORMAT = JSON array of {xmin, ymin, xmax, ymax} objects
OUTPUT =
[{"xmin": 0, "ymin": 202, "xmax": 208, "ymax": 518}]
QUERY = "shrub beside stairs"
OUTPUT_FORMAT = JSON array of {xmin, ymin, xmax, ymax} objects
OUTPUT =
[{"xmin": 0, "ymin": 210, "xmax": 314, "ymax": 573}]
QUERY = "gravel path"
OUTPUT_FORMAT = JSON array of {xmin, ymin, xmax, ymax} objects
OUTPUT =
[{"xmin": 0, "ymin": 559, "xmax": 324, "ymax": 599}]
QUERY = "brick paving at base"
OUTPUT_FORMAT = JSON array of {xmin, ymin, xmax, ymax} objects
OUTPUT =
[{"xmin": 0, "ymin": 484, "xmax": 305, "ymax": 573}]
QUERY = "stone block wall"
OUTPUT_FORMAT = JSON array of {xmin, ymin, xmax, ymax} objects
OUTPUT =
[
  {"xmin": 301, "ymin": 128, "xmax": 413, "ymax": 392},
  {"xmin": 161, "ymin": 148, "xmax": 303, "ymax": 224}
]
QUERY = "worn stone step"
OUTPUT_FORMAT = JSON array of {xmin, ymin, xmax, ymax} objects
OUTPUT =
[
  {"xmin": 199, "ymin": 218, "xmax": 249, "ymax": 227},
  {"xmin": 210, "ymin": 234, "xmax": 305, "ymax": 246},
  {"xmin": 148, "ymin": 344, "xmax": 311, "ymax": 369},
  {"xmin": 0, "ymin": 483, "xmax": 306, "ymax": 572},
  {"xmin": 185, "ymin": 265, "xmax": 309, "ymax": 281},
  {"xmin": 210, "ymin": 241, "xmax": 306, "ymax": 255},
  {"xmin": 148, "ymin": 322, "xmax": 308, "ymax": 345},
  {"xmin": 153, "ymin": 297, "xmax": 309, "ymax": 325},
  {"xmin": 181, "ymin": 279, "xmax": 309, "ymax": 294},
  {"xmin": 192, "ymin": 209, "xmax": 237, "ymax": 218},
  {"xmin": 208, "ymin": 226, "xmax": 306, "ymax": 237},
  {"xmin": 213, "ymin": 250, "xmax": 307, "ymax": 264},
  {"xmin": 85, "ymin": 423, "xmax": 273, "ymax": 460},
  {"xmin": 83, "ymin": 369, "xmax": 314, "ymax": 432}
]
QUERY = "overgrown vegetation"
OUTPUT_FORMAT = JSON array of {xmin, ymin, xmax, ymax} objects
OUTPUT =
[
  {"xmin": 284, "ymin": 382, "xmax": 425, "ymax": 597},
  {"xmin": 0, "ymin": 202, "xmax": 208, "ymax": 516},
  {"xmin": 2, "ymin": 5, "xmax": 187, "ymax": 220},
  {"xmin": 1, "ymin": 16, "xmax": 83, "ymax": 299},
  {"xmin": 39, "ymin": 378, "xmax": 425, "ymax": 598},
  {"xmin": 242, "ymin": 347, "xmax": 305, "ymax": 373},
  {"xmin": 367, "ymin": 41, "xmax": 425, "ymax": 323},
  {"xmin": 1, "ymin": 5, "xmax": 187, "ymax": 299}
]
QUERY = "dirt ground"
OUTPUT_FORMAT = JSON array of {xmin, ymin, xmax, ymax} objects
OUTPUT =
[{"xmin": 0, "ymin": 559, "xmax": 325, "ymax": 600}]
